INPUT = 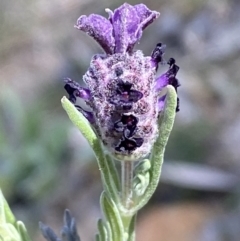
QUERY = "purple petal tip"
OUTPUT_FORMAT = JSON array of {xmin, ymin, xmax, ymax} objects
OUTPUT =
[{"xmin": 75, "ymin": 3, "xmax": 160, "ymax": 54}]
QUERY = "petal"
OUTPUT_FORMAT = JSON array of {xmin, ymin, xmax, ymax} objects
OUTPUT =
[
  {"xmin": 132, "ymin": 4, "xmax": 160, "ymax": 52},
  {"xmin": 155, "ymin": 59, "xmax": 180, "ymax": 91},
  {"xmin": 128, "ymin": 90, "xmax": 143, "ymax": 102},
  {"xmin": 64, "ymin": 78, "xmax": 91, "ymax": 101},
  {"xmin": 75, "ymin": 14, "xmax": 115, "ymax": 54},
  {"xmin": 110, "ymin": 3, "xmax": 160, "ymax": 53},
  {"xmin": 158, "ymin": 95, "xmax": 166, "ymax": 112},
  {"xmin": 155, "ymin": 72, "xmax": 169, "ymax": 91},
  {"xmin": 111, "ymin": 3, "xmax": 140, "ymax": 53},
  {"xmin": 134, "ymin": 4, "xmax": 160, "ymax": 34}
]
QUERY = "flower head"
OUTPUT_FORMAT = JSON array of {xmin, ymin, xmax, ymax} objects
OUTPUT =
[{"xmin": 64, "ymin": 3, "xmax": 180, "ymax": 161}]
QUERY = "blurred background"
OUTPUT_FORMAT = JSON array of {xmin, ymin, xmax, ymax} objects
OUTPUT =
[{"xmin": 1, "ymin": 0, "xmax": 240, "ymax": 240}]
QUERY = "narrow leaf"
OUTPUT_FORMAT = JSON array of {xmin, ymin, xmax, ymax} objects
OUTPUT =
[
  {"xmin": 16, "ymin": 221, "xmax": 31, "ymax": 241},
  {"xmin": 133, "ymin": 85, "xmax": 177, "ymax": 212},
  {"xmin": 97, "ymin": 219, "xmax": 107, "ymax": 241},
  {"xmin": 0, "ymin": 223, "xmax": 21, "ymax": 241},
  {"xmin": 95, "ymin": 234, "xmax": 100, "ymax": 241},
  {"xmin": 105, "ymin": 221, "xmax": 112, "ymax": 241},
  {"xmin": 100, "ymin": 192, "xmax": 124, "ymax": 241},
  {"xmin": 0, "ymin": 190, "xmax": 16, "ymax": 225},
  {"xmin": 127, "ymin": 215, "xmax": 136, "ymax": 241},
  {"xmin": 61, "ymin": 97, "xmax": 119, "ymax": 202},
  {"xmin": 61, "ymin": 97, "xmax": 97, "ymax": 147}
]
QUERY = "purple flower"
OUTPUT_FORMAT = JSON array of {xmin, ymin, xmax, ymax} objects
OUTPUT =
[{"xmin": 64, "ymin": 3, "xmax": 180, "ymax": 161}]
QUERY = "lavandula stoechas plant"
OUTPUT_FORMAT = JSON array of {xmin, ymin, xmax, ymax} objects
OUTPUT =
[{"xmin": 42, "ymin": 3, "xmax": 180, "ymax": 241}]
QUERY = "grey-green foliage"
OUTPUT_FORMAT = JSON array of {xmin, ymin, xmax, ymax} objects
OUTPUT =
[
  {"xmin": 0, "ymin": 85, "xmax": 176, "ymax": 241},
  {"xmin": 0, "ymin": 89, "xmax": 68, "ymax": 200}
]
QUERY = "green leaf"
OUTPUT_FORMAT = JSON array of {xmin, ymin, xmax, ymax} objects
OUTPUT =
[
  {"xmin": 105, "ymin": 221, "xmax": 112, "ymax": 241},
  {"xmin": 95, "ymin": 234, "xmax": 100, "ymax": 241},
  {"xmin": 61, "ymin": 96, "xmax": 98, "ymax": 148},
  {"xmin": 126, "ymin": 215, "xmax": 136, "ymax": 241},
  {"xmin": 133, "ymin": 172, "xmax": 150, "ymax": 197},
  {"xmin": 16, "ymin": 222, "xmax": 31, "ymax": 241},
  {"xmin": 134, "ymin": 159, "xmax": 151, "ymax": 174},
  {"xmin": 97, "ymin": 219, "xmax": 108, "ymax": 241},
  {"xmin": 0, "ymin": 224, "xmax": 21, "ymax": 241},
  {"xmin": 0, "ymin": 190, "xmax": 16, "ymax": 225},
  {"xmin": 0, "ymin": 190, "xmax": 32, "ymax": 241},
  {"xmin": 100, "ymin": 192, "xmax": 124, "ymax": 241},
  {"xmin": 61, "ymin": 97, "xmax": 119, "ymax": 202},
  {"xmin": 132, "ymin": 85, "xmax": 177, "ymax": 212},
  {"xmin": 133, "ymin": 160, "xmax": 151, "ymax": 196}
]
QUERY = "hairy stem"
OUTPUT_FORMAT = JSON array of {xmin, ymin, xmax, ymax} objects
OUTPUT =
[{"xmin": 121, "ymin": 161, "xmax": 134, "ymax": 210}]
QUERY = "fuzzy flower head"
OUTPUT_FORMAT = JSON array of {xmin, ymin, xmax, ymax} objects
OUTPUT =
[{"xmin": 64, "ymin": 3, "xmax": 180, "ymax": 161}]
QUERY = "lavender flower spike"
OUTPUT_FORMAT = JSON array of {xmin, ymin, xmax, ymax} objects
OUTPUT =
[{"xmin": 64, "ymin": 3, "xmax": 180, "ymax": 161}]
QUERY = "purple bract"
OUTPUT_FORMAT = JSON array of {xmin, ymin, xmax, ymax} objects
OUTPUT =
[{"xmin": 64, "ymin": 3, "xmax": 180, "ymax": 161}]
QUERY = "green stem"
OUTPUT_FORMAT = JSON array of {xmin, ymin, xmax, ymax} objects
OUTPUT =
[
  {"xmin": 121, "ymin": 161, "xmax": 134, "ymax": 210},
  {"xmin": 121, "ymin": 215, "xmax": 136, "ymax": 241}
]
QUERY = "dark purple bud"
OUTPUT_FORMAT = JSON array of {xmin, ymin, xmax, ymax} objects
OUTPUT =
[
  {"xmin": 166, "ymin": 58, "xmax": 180, "ymax": 90},
  {"xmin": 167, "ymin": 57, "xmax": 175, "ymax": 66},
  {"xmin": 109, "ymin": 80, "xmax": 143, "ymax": 109},
  {"xmin": 64, "ymin": 78, "xmax": 91, "ymax": 101},
  {"xmin": 64, "ymin": 84, "xmax": 77, "ymax": 103},
  {"xmin": 115, "ymin": 136, "xmax": 143, "ymax": 152},
  {"xmin": 155, "ymin": 58, "xmax": 180, "ymax": 112},
  {"xmin": 120, "ymin": 114, "xmax": 138, "ymax": 126},
  {"xmin": 114, "ymin": 114, "xmax": 138, "ymax": 132},
  {"xmin": 155, "ymin": 58, "xmax": 180, "ymax": 91},
  {"xmin": 114, "ymin": 114, "xmax": 138, "ymax": 137},
  {"xmin": 117, "ymin": 80, "xmax": 132, "ymax": 92},
  {"xmin": 151, "ymin": 43, "xmax": 166, "ymax": 70}
]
